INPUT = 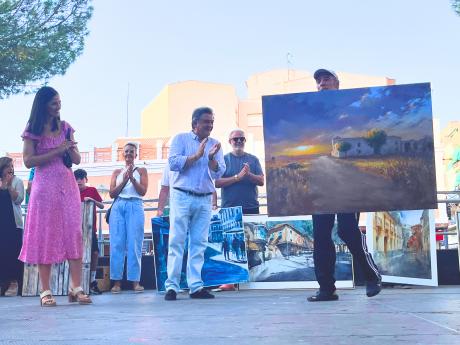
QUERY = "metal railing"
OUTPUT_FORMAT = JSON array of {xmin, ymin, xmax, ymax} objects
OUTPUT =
[
  {"xmin": 22, "ymin": 191, "xmax": 460, "ymax": 255},
  {"xmin": 94, "ymin": 195, "xmax": 269, "ymax": 256}
]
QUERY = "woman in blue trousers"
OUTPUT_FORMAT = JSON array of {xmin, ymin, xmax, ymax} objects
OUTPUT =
[{"xmin": 109, "ymin": 142, "xmax": 148, "ymax": 293}]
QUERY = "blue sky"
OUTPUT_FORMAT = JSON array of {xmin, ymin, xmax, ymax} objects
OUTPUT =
[
  {"xmin": 263, "ymin": 83, "xmax": 433, "ymax": 153},
  {"xmin": 396, "ymin": 210, "xmax": 425, "ymax": 226},
  {"xmin": 1, "ymin": 0, "xmax": 460, "ymax": 153}
]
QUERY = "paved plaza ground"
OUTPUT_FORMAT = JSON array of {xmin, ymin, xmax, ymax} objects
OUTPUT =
[{"xmin": 1, "ymin": 286, "xmax": 460, "ymax": 345}]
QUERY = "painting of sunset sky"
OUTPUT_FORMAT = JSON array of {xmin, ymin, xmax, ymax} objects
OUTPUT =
[{"xmin": 262, "ymin": 83, "xmax": 437, "ymax": 216}]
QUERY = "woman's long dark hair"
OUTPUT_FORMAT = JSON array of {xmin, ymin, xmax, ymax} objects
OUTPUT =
[{"xmin": 26, "ymin": 86, "xmax": 60, "ymax": 135}]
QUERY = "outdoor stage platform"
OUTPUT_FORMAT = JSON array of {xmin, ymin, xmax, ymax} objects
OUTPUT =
[{"xmin": 1, "ymin": 286, "xmax": 460, "ymax": 344}]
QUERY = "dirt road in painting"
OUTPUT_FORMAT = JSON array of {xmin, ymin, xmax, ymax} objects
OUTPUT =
[{"xmin": 307, "ymin": 155, "xmax": 408, "ymax": 213}]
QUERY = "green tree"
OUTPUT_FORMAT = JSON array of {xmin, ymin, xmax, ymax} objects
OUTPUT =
[
  {"xmin": 0, "ymin": 0, "xmax": 93, "ymax": 98},
  {"xmin": 453, "ymin": 0, "xmax": 460, "ymax": 16},
  {"xmin": 365, "ymin": 129, "xmax": 387, "ymax": 155},
  {"xmin": 337, "ymin": 141, "xmax": 352, "ymax": 156}
]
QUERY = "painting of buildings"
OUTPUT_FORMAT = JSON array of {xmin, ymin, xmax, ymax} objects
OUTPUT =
[
  {"xmin": 242, "ymin": 216, "xmax": 353, "ymax": 289},
  {"xmin": 367, "ymin": 209, "xmax": 437, "ymax": 286},
  {"xmin": 152, "ymin": 207, "xmax": 249, "ymax": 292},
  {"xmin": 262, "ymin": 83, "xmax": 437, "ymax": 216}
]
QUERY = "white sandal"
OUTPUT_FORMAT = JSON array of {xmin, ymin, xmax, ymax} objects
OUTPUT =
[
  {"xmin": 68, "ymin": 286, "xmax": 92, "ymax": 305},
  {"xmin": 40, "ymin": 290, "xmax": 57, "ymax": 307}
]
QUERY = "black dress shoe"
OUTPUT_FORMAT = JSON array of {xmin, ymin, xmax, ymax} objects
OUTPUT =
[
  {"xmin": 307, "ymin": 291, "xmax": 339, "ymax": 302},
  {"xmin": 164, "ymin": 289, "xmax": 177, "ymax": 301},
  {"xmin": 366, "ymin": 280, "xmax": 382, "ymax": 297},
  {"xmin": 190, "ymin": 289, "xmax": 215, "ymax": 299}
]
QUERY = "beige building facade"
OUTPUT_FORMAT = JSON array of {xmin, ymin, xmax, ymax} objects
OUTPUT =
[{"xmin": 373, "ymin": 212, "xmax": 403, "ymax": 253}]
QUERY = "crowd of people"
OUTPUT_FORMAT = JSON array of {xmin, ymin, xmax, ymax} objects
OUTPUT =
[{"xmin": 0, "ymin": 68, "xmax": 382, "ymax": 305}]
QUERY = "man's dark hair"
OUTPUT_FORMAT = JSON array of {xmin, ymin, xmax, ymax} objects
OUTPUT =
[
  {"xmin": 74, "ymin": 168, "xmax": 87, "ymax": 180},
  {"xmin": 191, "ymin": 107, "xmax": 213, "ymax": 129}
]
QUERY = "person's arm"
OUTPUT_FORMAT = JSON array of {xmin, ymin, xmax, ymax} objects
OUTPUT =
[
  {"xmin": 212, "ymin": 191, "xmax": 218, "ymax": 210},
  {"xmin": 23, "ymin": 138, "xmax": 71, "ymax": 168},
  {"xmin": 157, "ymin": 185, "xmax": 170, "ymax": 216},
  {"xmin": 130, "ymin": 167, "xmax": 148, "ymax": 196},
  {"xmin": 12, "ymin": 177, "xmax": 24, "ymax": 204},
  {"xmin": 169, "ymin": 134, "xmax": 196, "ymax": 172},
  {"xmin": 186, "ymin": 138, "xmax": 208, "ymax": 169},
  {"xmin": 209, "ymin": 143, "xmax": 226, "ymax": 180},
  {"xmin": 84, "ymin": 197, "xmax": 105, "ymax": 209},
  {"xmin": 109, "ymin": 169, "xmax": 126, "ymax": 199},
  {"xmin": 68, "ymin": 131, "xmax": 81, "ymax": 165},
  {"xmin": 0, "ymin": 174, "xmax": 22, "ymax": 202},
  {"xmin": 94, "ymin": 189, "xmax": 104, "ymax": 209},
  {"xmin": 247, "ymin": 172, "xmax": 264, "ymax": 186},
  {"xmin": 207, "ymin": 142, "xmax": 221, "ymax": 172},
  {"xmin": 26, "ymin": 180, "xmax": 32, "ymax": 196},
  {"xmin": 215, "ymin": 176, "xmax": 235, "ymax": 188},
  {"xmin": 247, "ymin": 159, "xmax": 264, "ymax": 186},
  {"xmin": 215, "ymin": 163, "xmax": 249, "ymax": 188}
]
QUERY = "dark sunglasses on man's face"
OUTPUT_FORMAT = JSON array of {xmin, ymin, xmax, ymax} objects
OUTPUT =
[{"xmin": 231, "ymin": 137, "xmax": 246, "ymax": 143}]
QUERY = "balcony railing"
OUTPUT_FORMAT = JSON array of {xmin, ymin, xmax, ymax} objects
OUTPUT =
[{"xmin": 8, "ymin": 144, "xmax": 170, "ymax": 168}]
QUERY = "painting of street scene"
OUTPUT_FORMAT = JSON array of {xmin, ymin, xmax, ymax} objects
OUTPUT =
[
  {"xmin": 262, "ymin": 83, "xmax": 437, "ymax": 216},
  {"xmin": 243, "ymin": 216, "xmax": 353, "ymax": 289},
  {"xmin": 152, "ymin": 207, "xmax": 249, "ymax": 292},
  {"xmin": 367, "ymin": 210, "xmax": 437, "ymax": 286}
]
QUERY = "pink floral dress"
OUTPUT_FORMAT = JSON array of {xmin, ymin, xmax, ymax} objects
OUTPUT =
[{"xmin": 19, "ymin": 121, "xmax": 82, "ymax": 264}]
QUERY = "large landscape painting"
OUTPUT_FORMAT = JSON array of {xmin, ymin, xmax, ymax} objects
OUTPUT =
[{"xmin": 262, "ymin": 83, "xmax": 437, "ymax": 216}]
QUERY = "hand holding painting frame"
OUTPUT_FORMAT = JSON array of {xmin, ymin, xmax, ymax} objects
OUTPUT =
[{"xmin": 365, "ymin": 210, "xmax": 438, "ymax": 286}]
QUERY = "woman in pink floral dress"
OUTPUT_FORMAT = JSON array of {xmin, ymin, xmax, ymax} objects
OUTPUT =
[{"xmin": 19, "ymin": 86, "xmax": 91, "ymax": 306}]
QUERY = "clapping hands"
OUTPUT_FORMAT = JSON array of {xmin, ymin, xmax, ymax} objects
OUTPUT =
[{"xmin": 237, "ymin": 163, "xmax": 250, "ymax": 180}]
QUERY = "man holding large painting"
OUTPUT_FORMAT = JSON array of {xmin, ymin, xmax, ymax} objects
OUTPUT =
[{"xmin": 307, "ymin": 69, "xmax": 382, "ymax": 302}]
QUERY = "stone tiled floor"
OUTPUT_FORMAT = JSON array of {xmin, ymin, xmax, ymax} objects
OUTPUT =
[{"xmin": 1, "ymin": 286, "xmax": 460, "ymax": 344}]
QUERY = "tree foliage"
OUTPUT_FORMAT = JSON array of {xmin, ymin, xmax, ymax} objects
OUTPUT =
[
  {"xmin": 365, "ymin": 129, "xmax": 387, "ymax": 155},
  {"xmin": 337, "ymin": 141, "xmax": 351, "ymax": 153},
  {"xmin": 453, "ymin": 0, "xmax": 460, "ymax": 16},
  {"xmin": 0, "ymin": 0, "xmax": 93, "ymax": 98}
]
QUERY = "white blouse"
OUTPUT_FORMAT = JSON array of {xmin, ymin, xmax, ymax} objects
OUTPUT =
[{"xmin": 116, "ymin": 166, "xmax": 142, "ymax": 199}]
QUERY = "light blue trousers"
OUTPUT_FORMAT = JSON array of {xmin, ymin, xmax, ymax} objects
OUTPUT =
[
  {"xmin": 165, "ymin": 189, "xmax": 212, "ymax": 293},
  {"xmin": 109, "ymin": 198, "xmax": 144, "ymax": 281}
]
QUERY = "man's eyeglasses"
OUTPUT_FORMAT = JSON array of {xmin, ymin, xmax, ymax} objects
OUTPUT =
[{"xmin": 231, "ymin": 137, "xmax": 246, "ymax": 143}]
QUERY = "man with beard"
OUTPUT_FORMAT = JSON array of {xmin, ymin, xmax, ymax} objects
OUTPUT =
[
  {"xmin": 215, "ymin": 128, "xmax": 264, "ymax": 291},
  {"xmin": 215, "ymin": 129, "xmax": 264, "ymax": 215}
]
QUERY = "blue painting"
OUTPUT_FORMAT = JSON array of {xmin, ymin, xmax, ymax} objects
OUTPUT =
[
  {"xmin": 152, "ymin": 206, "xmax": 249, "ymax": 292},
  {"xmin": 262, "ymin": 83, "xmax": 437, "ymax": 216}
]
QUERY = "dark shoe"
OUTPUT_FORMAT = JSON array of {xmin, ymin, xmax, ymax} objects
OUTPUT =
[
  {"xmin": 90, "ymin": 281, "xmax": 102, "ymax": 295},
  {"xmin": 190, "ymin": 289, "xmax": 215, "ymax": 299},
  {"xmin": 164, "ymin": 289, "xmax": 177, "ymax": 301},
  {"xmin": 366, "ymin": 280, "xmax": 382, "ymax": 297},
  {"xmin": 307, "ymin": 291, "xmax": 339, "ymax": 302}
]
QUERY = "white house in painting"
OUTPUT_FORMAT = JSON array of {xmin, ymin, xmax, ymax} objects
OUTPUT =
[{"xmin": 331, "ymin": 135, "xmax": 433, "ymax": 158}]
